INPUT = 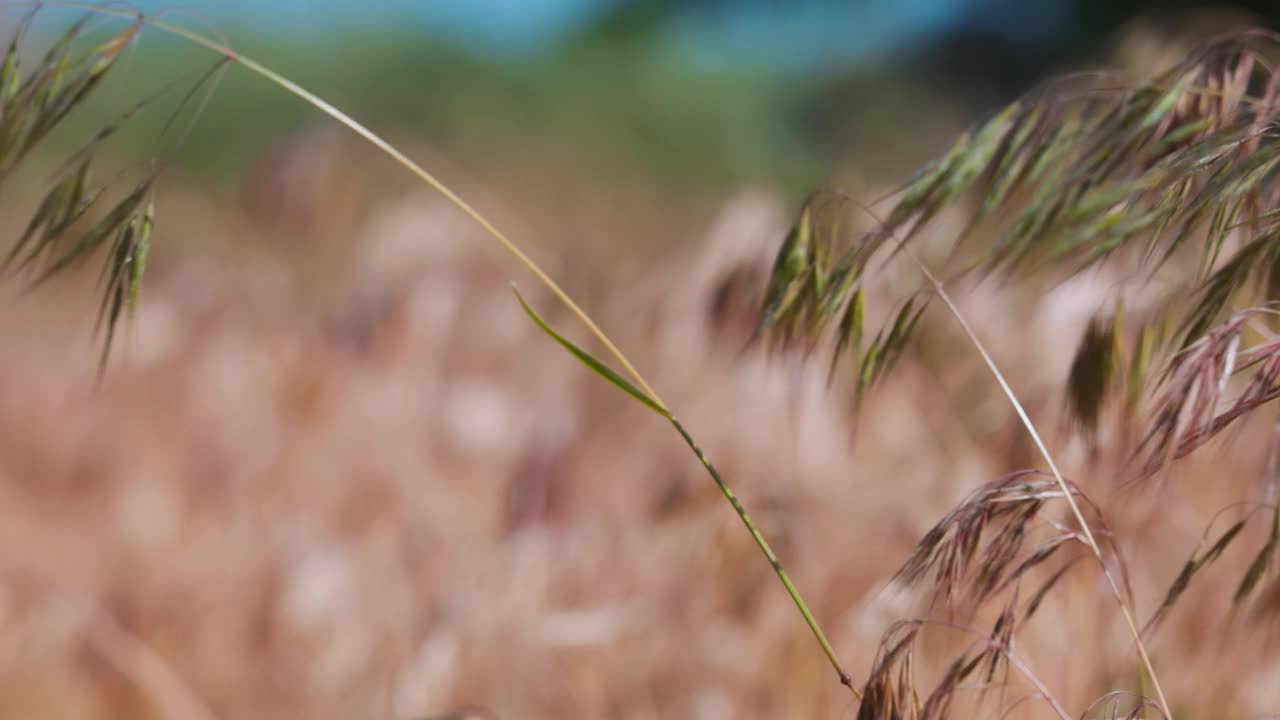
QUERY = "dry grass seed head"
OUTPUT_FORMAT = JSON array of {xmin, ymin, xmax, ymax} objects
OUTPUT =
[
  {"xmin": 762, "ymin": 33, "xmax": 1280, "ymax": 428},
  {"xmin": 894, "ymin": 471, "xmax": 1122, "ymax": 618},
  {"xmin": 1134, "ymin": 307, "xmax": 1280, "ymax": 477},
  {"xmin": 858, "ymin": 602, "xmax": 1041, "ymax": 720}
]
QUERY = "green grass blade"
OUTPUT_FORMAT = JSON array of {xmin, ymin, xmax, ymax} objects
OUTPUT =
[{"xmin": 514, "ymin": 286, "xmax": 669, "ymax": 418}]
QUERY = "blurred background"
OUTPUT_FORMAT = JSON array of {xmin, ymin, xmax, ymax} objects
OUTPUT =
[{"xmin": 3, "ymin": 1, "xmax": 1280, "ymax": 718}]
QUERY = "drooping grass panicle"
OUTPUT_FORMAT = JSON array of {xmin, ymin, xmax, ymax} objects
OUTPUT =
[
  {"xmin": 1142, "ymin": 500, "xmax": 1277, "ymax": 637},
  {"xmin": 1081, "ymin": 691, "xmax": 1167, "ymax": 720},
  {"xmin": 759, "ymin": 32, "xmax": 1280, "ymax": 499},
  {"xmin": 761, "ymin": 134, "xmax": 1174, "ymax": 713},
  {"xmin": 1132, "ymin": 306, "xmax": 1280, "ymax": 477},
  {"xmin": 0, "ymin": 7, "xmax": 234, "ymax": 371},
  {"xmin": 857, "ymin": 613, "xmax": 1072, "ymax": 720},
  {"xmin": 893, "ymin": 470, "xmax": 1125, "ymax": 617},
  {"xmin": 755, "ymin": 189, "xmax": 932, "ymax": 408}
]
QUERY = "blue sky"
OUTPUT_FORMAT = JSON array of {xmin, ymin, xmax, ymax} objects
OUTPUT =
[{"xmin": 115, "ymin": 0, "xmax": 1075, "ymax": 68}]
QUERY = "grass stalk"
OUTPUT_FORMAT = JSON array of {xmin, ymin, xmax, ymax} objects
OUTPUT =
[
  {"xmin": 912, "ymin": 257, "xmax": 1172, "ymax": 719},
  {"xmin": 46, "ymin": 0, "xmax": 667, "ymax": 411},
  {"xmin": 40, "ymin": 0, "xmax": 858, "ymax": 701},
  {"xmin": 671, "ymin": 418, "xmax": 857, "ymax": 696}
]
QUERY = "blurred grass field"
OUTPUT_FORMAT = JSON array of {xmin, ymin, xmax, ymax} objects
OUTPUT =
[{"xmin": 2, "ymin": 5, "xmax": 1280, "ymax": 719}]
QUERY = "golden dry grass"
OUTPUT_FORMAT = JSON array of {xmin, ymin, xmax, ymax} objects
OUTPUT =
[{"xmin": 3, "ymin": 124, "xmax": 1280, "ymax": 720}]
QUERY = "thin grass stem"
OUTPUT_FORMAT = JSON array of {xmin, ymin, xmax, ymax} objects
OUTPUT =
[
  {"xmin": 32, "ymin": 0, "xmax": 861, "ymax": 702},
  {"xmin": 44, "ymin": 0, "xmax": 667, "ymax": 411},
  {"xmin": 670, "ymin": 418, "xmax": 858, "ymax": 698},
  {"xmin": 913, "ymin": 258, "xmax": 1172, "ymax": 719}
]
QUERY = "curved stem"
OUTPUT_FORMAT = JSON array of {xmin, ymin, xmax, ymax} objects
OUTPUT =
[
  {"xmin": 671, "ymin": 418, "xmax": 859, "ymax": 699},
  {"xmin": 915, "ymin": 260, "xmax": 1172, "ymax": 719},
  {"xmin": 1004, "ymin": 649, "xmax": 1073, "ymax": 720},
  {"xmin": 904, "ymin": 618, "xmax": 1071, "ymax": 720},
  {"xmin": 48, "ymin": 0, "xmax": 667, "ymax": 412},
  {"xmin": 849, "ymin": 182, "xmax": 1171, "ymax": 717},
  {"xmin": 38, "ymin": 0, "xmax": 862, "ymax": 701}
]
